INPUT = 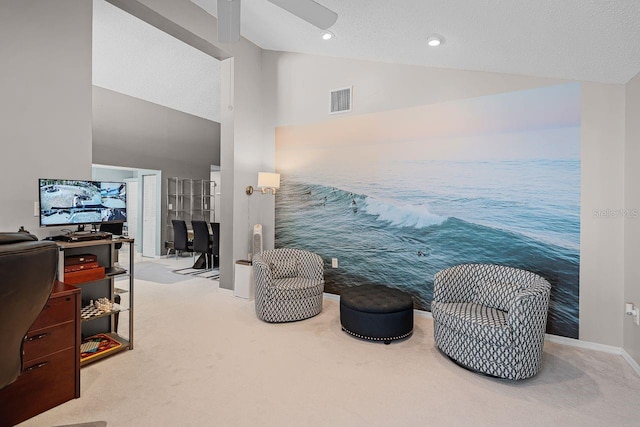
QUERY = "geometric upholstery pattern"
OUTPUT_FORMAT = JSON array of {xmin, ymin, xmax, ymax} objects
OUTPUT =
[
  {"xmin": 253, "ymin": 248, "xmax": 324, "ymax": 323},
  {"xmin": 431, "ymin": 264, "xmax": 551, "ymax": 380},
  {"xmin": 474, "ymin": 281, "xmax": 522, "ymax": 312}
]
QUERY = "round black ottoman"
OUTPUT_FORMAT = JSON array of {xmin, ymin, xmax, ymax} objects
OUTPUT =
[{"xmin": 340, "ymin": 285, "xmax": 414, "ymax": 344}]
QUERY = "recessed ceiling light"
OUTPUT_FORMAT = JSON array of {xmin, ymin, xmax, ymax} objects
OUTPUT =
[
  {"xmin": 321, "ymin": 30, "xmax": 334, "ymax": 41},
  {"xmin": 427, "ymin": 34, "xmax": 444, "ymax": 47}
]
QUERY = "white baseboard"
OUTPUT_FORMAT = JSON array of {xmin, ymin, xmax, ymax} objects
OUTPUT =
[
  {"xmin": 323, "ymin": 292, "xmax": 340, "ymax": 301},
  {"xmin": 545, "ymin": 334, "xmax": 640, "ymax": 377},
  {"xmin": 544, "ymin": 334, "xmax": 621, "ymax": 353},
  {"xmin": 415, "ymin": 309, "xmax": 433, "ymax": 319},
  {"xmin": 621, "ymin": 349, "xmax": 640, "ymax": 376},
  {"xmin": 218, "ymin": 287, "xmax": 234, "ymax": 297}
]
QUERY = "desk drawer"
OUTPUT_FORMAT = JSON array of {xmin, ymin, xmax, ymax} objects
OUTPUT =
[
  {"xmin": 24, "ymin": 321, "xmax": 75, "ymax": 363},
  {"xmin": 0, "ymin": 347, "xmax": 77, "ymax": 426},
  {"xmin": 30, "ymin": 294, "xmax": 76, "ymax": 330}
]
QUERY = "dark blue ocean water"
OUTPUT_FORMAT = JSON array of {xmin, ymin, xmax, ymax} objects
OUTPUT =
[{"xmin": 275, "ymin": 159, "xmax": 580, "ymax": 338}]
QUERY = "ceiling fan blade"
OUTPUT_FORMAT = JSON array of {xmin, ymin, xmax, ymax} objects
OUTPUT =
[
  {"xmin": 268, "ymin": 0, "xmax": 338, "ymax": 30},
  {"xmin": 217, "ymin": 0, "xmax": 241, "ymax": 43}
]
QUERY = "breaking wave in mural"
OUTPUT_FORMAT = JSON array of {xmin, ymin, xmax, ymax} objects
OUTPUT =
[
  {"xmin": 275, "ymin": 159, "xmax": 580, "ymax": 338},
  {"xmin": 363, "ymin": 198, "xmax": 447, "ymax": 228}
]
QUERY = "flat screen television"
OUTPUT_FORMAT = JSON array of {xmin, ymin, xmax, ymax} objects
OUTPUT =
[{"xmin": 38, "ymin": 178, "xmax": 127, "ymax": 229}]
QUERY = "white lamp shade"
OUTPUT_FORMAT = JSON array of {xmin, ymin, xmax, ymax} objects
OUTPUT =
[{"xmin": 258, "ymin": 172, "xmax": 280, "ymax": 190}]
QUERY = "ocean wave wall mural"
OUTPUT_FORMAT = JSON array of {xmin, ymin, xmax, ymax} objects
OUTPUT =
[{"xmin": 275, "ymin": 83, "xmax": 581, "ymax": 338}]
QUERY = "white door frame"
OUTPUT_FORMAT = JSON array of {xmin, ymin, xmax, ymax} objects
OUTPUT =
[
  {"xmin": 124, "ymin": 178, "xmax": 139, "ymax": 254},
  {"xmin": 142, "ymin": 173, "xmax": 161, "ymax": 258}
]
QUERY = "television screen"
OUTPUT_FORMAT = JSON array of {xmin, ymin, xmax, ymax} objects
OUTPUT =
[{"xmin": 39, "ymin": 179, "xmax": 126, "ymax": 227}]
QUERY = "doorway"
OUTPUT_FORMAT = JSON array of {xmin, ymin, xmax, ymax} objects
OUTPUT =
[{"xmin": 92, "ymin": 164, "xmax": 161, "ymax": 258}]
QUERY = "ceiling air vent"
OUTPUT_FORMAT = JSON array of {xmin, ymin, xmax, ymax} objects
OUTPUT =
[{"xmin": 330, "ymin": 86, "xmax": 352, "ymax": 114}]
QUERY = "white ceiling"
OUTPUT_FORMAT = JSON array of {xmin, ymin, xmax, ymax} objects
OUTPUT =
[
  {"xmin": 93, "ymin": 0, "xmax": 221, "ymax": 122},
  {"xmin": 92, "ymin": 0, "xmax": 640, "ymax": 121},
  {"xmin": 192, "ymin": 0, "xmax": 640, "ymax": 84}
]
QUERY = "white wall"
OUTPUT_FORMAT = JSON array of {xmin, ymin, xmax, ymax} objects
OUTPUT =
[
  {"xmin": 134, "ymin": 0, "xmax": 268, "ymax": 290},
  {"xmin": 93, "ymin": 86, "xmax": 220, "ymax": 172},
  {"xmin": 581, "ymin": 83, "xmax": 626, "ymax": 346},
  {"xmin": 0, "ymin": 0, "xmax": 93, "ymax": 237},
  {"xmin": 93, "ymin": 0, "xmax": 221, "ymax": 122},
  {"xmin": 261, "ymin": 51, "xmax": 627, "ymax": 347},
  {"xmin": 625, "ymin": 71, "xmax": 640, "ymax": 362}
]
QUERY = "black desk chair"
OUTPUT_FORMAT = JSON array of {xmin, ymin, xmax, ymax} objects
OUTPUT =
[
  {"xmin": 99, "ymin": 222, "xmax": 123, "ymax": 239},
  {"xmin": 171, "ymin": 219, "xmax": 193, "ymax": 259},
  {"xmin": 99, "ymin": 222, "xmax": 124, "ymax": 261},
  {"xmin": 0, "ymin": 233, "xmax": 57, "ymax": 390},
  {"xmin": 192, "ymin": 220, "xmax": 213, "ymax": 270}
]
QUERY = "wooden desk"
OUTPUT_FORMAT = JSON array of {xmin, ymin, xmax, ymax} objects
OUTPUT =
[{"xmin": 0, "ymin": 281, "xmax": 81, "ymax": 426}]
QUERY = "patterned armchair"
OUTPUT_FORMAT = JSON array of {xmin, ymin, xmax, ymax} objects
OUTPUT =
[
  {"xmin": 431, "ymin": 264, "xmax": 551, "ymax": 380},
  {"xmin": 253, "ymin": 248, "xmax": 325, "ymax": 323}
]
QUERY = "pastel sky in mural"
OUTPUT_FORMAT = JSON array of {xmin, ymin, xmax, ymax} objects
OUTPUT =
[{"xmin": 276, "ymin": 83, "xmax": 581, "ymax": 172}]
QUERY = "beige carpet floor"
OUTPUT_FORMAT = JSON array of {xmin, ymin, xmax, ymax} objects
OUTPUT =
[{"xmin": 21, "ymin": 258, "xmax": 640, "ymax": 427}]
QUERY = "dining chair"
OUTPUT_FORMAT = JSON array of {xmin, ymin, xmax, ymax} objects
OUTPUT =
[{"xmin": 191, "ymin": 220, "xmax": 213, "ymax": 270}]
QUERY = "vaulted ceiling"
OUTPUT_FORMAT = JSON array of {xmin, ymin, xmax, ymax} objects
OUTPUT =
[
  {"xmin": 93, "ymin": 0, "xmax": 640, "ymax": 123},
  {"xmin": 192, "ymin": 0, "xmax": 640, "ymax": 84}
]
